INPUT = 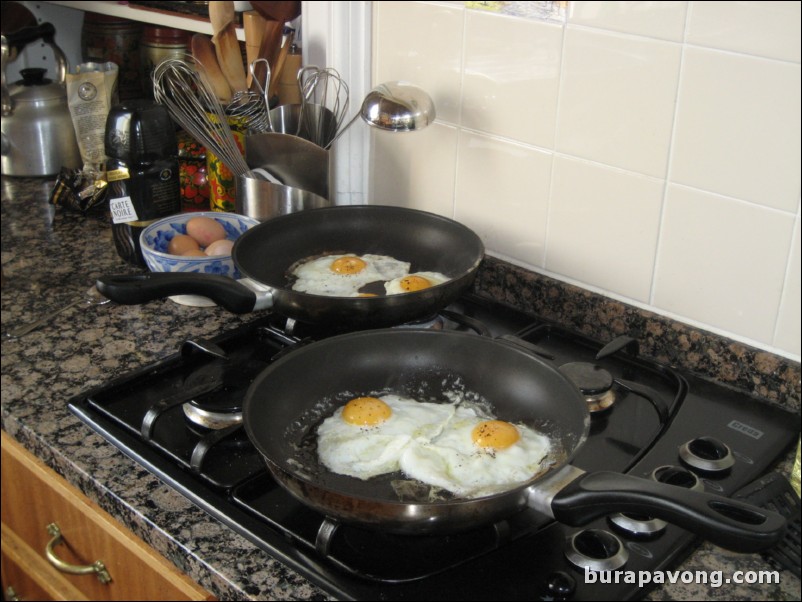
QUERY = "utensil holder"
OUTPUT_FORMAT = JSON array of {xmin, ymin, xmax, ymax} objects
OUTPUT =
[{"xmin": 245, "ymin": 131, "xmax": 333, "ymax": 201}]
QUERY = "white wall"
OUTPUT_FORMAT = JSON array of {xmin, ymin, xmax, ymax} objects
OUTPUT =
[{"xmin": 368, "ymin": 1, "xmax": 801, "ymax": 360}]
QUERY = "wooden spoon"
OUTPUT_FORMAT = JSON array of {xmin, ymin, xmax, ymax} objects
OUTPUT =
[
  {"xmin": 250, "ymin": 19, "xmax": 283, "ymax": 93},
  {"xmin": 191, "ymin": 34, "xmax": 233, "ymax": 102},
  {"xmin": 208, "ymin": 1, "xmax": 236, "ymax": 36},
  {"xmin": 268, "ymin": 31, "xmax": 295, "ymax": 98},
  {"xmin": 213, "ymin": 21, "xmax": 248, "ymax": 94},
  {"xmin": 249, "ymin": 1, "xmax": 301, "ymax": 23}
]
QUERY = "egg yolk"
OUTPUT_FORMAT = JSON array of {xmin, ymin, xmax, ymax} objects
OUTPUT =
[
  {"xmin": 471, "ymin": 420, "xmax": 520, "ymax": 449},
  {"xmin": 342, "ymin": 396, "xmax": 392, "ymax": 426},
  {"xmin": 330, "ymin": 256, "xmax": 367, "ymax": 275},
  {"xmin": 397, "ymin": 275, "xmax": 433, "ymax": 292}
]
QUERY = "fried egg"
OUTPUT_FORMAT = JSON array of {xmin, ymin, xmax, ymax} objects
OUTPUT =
[
  {"xmin": 290, "ymin": 254, "xmax": 410, "ymax": 297},
  {"xmin": 398, "ymin": 404, "xmax": 551, "ymax": 498},
  {"xmin": 316, "ymin": 394, "xmax": 456, "ymax": 479},
  {"xmin": 384, "ymin": 271, "xmax": 451, "ymax": 295}
]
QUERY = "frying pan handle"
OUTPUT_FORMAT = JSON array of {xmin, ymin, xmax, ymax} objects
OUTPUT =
[
  {"xmin": 550, "ymin": 471, "xmax": 786, "ymax": 553},
  {"xmin": 96, "ymin": 273, "xmax": 266, "ymax": 314}
]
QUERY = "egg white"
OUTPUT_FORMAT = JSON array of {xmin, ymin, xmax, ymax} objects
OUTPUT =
[
  {"xmin": 398, "ymin": 405, "xmax": 551, "ymax": 498},
  {"xmin": 291, "ymin": 254, "xmax": 410, "ymax": 297},
  {"xmin": 384, "ymin": 271, "xmax": 451, "ymax": 295},
  {"xmin": 316, "ymin": 394, "xmax": 456, "ymax": 480}
]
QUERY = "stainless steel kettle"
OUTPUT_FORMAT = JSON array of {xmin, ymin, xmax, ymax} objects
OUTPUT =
[{"xmin": 1, "ymin": 23, "xmax": 81, "ymax": 176}]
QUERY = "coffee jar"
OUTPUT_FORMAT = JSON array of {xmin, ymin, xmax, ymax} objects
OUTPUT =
[
  {"xmin": 140, "ymin": 26, "xmax": 190, "ymax": 98},
  {"xmin": 177, "ymin": 131, "xmax": 210, "ymax": 213},
  {"xmin": 81, "ymin": 13, "xmax": 143, "ymax": 100},
  {"xmin": 105, "ymin": 100, "xmax": 181, "ymax": 266}
]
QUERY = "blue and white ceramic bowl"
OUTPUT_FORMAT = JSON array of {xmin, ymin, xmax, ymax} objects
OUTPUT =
[{"xmin": 140, "ymin": 212, "xmax": 260, "ymax": 306}]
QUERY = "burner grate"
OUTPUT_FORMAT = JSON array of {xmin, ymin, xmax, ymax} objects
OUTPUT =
[{"xmin": 232, "ymin": 472, "xmax": 553, "ymax": 582}]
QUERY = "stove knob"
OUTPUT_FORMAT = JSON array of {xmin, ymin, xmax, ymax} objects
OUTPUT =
[
  {"xmin": 608, "ymin": 512, "xmax": 666, "ymax": 537},
  {"xmin": 679, "ymin": 437, "xmax": 735, "ymax": 472},
  {"xmin": 651, "ymin": 465, "xmax": 704, "ymax": 491},
  {"xmin": 545, "ymin": 571, "xmax": 576, "ymax": 600},
  {"xmin": 609, "ymin": 465, "xmax": 705, "ymax": 537},
  {"xmin": 564, "ymin": 529, "xmax": 628, "ymax": 572}
]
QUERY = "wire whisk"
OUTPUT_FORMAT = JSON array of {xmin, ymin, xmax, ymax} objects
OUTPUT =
[
  {"xmin": 233, "ymin": 58, "xmax": 273, "ymax": 134},
  {"xmin": 152, "ymin": 57, "xmax": 250, "ymax": 177},
  {"xmin": 297, "ymin": 66, "xmax": 350, "ymax": 148}
]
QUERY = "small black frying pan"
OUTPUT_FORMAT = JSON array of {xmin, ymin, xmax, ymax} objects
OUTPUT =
[{"xmin": 98, "ymin": 206, "xmax": 485, "ymax": 329}]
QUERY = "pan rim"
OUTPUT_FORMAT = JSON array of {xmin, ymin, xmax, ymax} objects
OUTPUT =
[{"xmin": 232, "ymin": 204, "xmax": 486, "ymax": 296}]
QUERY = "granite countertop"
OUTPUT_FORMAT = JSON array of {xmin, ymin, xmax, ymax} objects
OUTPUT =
[{"xmin": 2, "ymin": 176, "xmax": 800, "ymax": 601}]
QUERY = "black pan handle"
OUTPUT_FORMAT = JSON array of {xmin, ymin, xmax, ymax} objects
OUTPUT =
[
  {"xmin": 2, "ymin": 23, "xmax": 57, "ymax": 53},
  {"xmin": 96, "ymin": 273, "xmax": 264, "ymax": 314},
  {"xmin": 550, "ymin": 471, "xmax": 786, "ymax": 553}
]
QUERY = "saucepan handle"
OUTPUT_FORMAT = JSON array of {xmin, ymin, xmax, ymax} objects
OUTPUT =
[
  {"xmin": 96, "ymin": 273, "xmax": 268, "ymax": 314},
  {"xmin": 549, "ymin": 471, "xmax": 786, "ymax": 553}
]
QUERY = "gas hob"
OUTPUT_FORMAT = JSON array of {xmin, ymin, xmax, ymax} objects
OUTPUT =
[{"xmin": 68, "ymin": 294, "xmax": 798, "ymax": 600}]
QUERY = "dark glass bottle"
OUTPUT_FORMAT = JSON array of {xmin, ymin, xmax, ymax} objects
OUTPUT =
[{"xmin": 105, "ymin": 100, "xmax": 180, "ymax": 267}]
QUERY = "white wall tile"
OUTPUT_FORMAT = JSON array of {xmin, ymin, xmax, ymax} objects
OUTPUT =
[
  {"xmin": 546, "ymin": 157, "xmax": 664, "ymax": 302},
  {"xmin": 774, "ymin": 214, "xmax": 801, "ymax": 355},
  {"xmin": 454, "ymin": 132, "xmax": 552, "ymax": 266},
  {"xmin": 373, "ymin": 1, "xmax": 464, "ymax": 124},
  {"xmin": 461, "ymin": 11, "xmax": 563, "ymax": 147},
  {"xmin": 556, "ymin": 27, "xmax": 682, "ymax": 178},
  {"xmin": 568, "ymin": 1, "xmax": 688, "ymax": 42},
  {"xmin": 687, "ymin": 1, "xmax": 802, "ymax": 62},
  {"xmin": 654, "ymin": 186, "xmax": 795, "ymax": 345},
  {"xmin": 369, "ymin": 123, "xmax": 458, "ymax": 217},
  {"xmin": 368, "ymin": 1, "xmax": 802, "ymax": 357},
  {"xmin": 670, "ymin": 47, "xmax": 801, "ymax": 212}
]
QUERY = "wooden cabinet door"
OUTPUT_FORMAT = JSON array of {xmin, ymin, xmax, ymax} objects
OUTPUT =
[
  {"xmin": 2, "ymin": 523, "xmax": 88, "ymax": 601},
  {"xmin": 1, "ymin": 432, "xmax": 214, "ymax": 601}
]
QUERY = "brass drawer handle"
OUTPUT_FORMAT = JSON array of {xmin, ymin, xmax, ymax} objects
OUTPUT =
[
  {"xmin": 5, "ymin": 586, "xmax": 21, "ymax": 601},
  {"xmin": 44, "ymin": 523, "xmax": 112, "ymax": 584}
]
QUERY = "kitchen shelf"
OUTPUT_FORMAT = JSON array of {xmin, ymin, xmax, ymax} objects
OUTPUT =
[{"xmin": 45, "ymin": 1, "xmax": 246, "ymax": 40}]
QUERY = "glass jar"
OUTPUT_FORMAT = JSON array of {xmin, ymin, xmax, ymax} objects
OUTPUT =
[
  {"xmin": 140, "ymin": 26, "xmax": 190, "ymax": 98},
  {"xmin": 177, "ymin": 131, "xmax": 211, "ymax": 212},
  {"xmin": 81, "ymin": 13, "xmax": 143, "ymax": 100},
  {"xmin": 206, "ymin": 114, "xmax": 247, "ymax": 213}
]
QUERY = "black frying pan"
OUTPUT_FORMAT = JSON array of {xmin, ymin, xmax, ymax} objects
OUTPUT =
[
  {"xmin": 97, "ymin": 206, "xmax": 484, "ymax": 328},
  {"xmin": 243, "ymin": 329, "xmax": 786, "ymax": 553}
]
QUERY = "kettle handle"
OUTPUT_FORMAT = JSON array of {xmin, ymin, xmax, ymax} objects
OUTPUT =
[{"xmin": 1, "ymin": 23, "xmax": 68, "ymax": 84}]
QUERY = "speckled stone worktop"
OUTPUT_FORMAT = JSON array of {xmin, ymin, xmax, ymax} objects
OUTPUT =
[{"xmin": 2, "ymin": 176, "xmax": 800, "ymax": 601}]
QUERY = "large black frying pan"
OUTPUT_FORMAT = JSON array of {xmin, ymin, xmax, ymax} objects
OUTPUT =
[
  {"xmin": 243, "ymin": 329, "xmax": 786, "ymax": 553},
  {"xmin": 97, "ymin": 206, "xmax": 484, "ymax": 329}
]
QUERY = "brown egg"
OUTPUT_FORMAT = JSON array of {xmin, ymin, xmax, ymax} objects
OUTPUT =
[
  {"xmin": 167, "ymin": 234, "xmax": 201, "ymax": 256},
  {"xmin": 181, "ymin": 249, "xmax": 208, "ymax": 257},
  {"xmin": 186, "ymin": 216, "xmax": 226, "ymax": 247}
]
